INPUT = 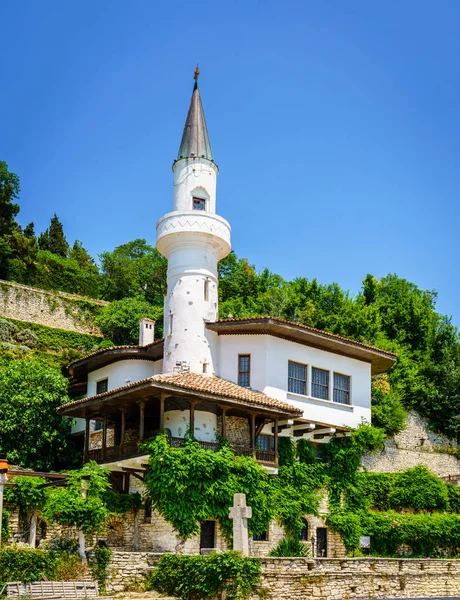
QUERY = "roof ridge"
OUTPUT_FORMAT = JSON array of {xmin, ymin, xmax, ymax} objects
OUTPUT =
[{"xmin": 214, "ymin": 315, "xmax": 398, "ymax": 357}]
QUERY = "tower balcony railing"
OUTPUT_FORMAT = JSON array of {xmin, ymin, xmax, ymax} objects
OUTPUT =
[{"xmin": 86, "ymin": 436, "xmax": 276, "ymax": 467}]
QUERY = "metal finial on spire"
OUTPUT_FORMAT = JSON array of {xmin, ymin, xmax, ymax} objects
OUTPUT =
[{"xmin": 194, "ymin": 66, "xmax": 200, "ymax": 81}]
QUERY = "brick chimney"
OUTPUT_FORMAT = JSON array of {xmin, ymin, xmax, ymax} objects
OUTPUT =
[{"xmin": 139, "ymin": 318, "xmax": 155, "ymax": 346}]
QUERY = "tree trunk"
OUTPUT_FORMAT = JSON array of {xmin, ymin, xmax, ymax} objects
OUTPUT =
[
  {"xmin": 77, "ymin": 531, "xmax": 87, "ymax": 564},
  {"xmin": 29, "ymin": 513, "xmax": 37, "ymax": 547}
]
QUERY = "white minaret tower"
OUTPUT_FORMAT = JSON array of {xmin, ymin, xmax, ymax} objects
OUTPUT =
[{"xmin": 157, "ymin": 69, "xmax": 231, "ymax": 375}]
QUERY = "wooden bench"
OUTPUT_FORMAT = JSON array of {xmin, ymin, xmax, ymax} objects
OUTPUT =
[{"xmin": 5, "ymin": 580, "xmax": 98, "ymax": 599}]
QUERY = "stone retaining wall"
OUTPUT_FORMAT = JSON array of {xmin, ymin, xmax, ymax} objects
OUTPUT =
[
  {"xmin": 362, "ymin": 412, "xmax": 460, "ymax": 478},
  {"xmin": 105, "ymin": 552, "xmax": 460, "ymax": 598},
  {"xmin": 0, "ymin": 279, "xmax": 108, "ymax": 334},
  {"xmin": 254, "ymin": 557, "xmax": 460, "ymax": 599}
]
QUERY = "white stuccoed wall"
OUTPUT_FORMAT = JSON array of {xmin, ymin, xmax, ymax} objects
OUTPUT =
[
  {"xmin": 86, "ymin": 359, "xmax": 162, "ymax": 397},
  {"xmin": 157, "ymin": 155, "xmax": 230, "ymax": 375},
  {"xmin": 217, "ymin": 334, "xmax": 371, "ymax": 429},
  {"xmin": 164, "ymin": 409, "xmax": 218, "ymax": 442},
  {"xmin": 172, "ymin": 157, "xmax": 217, "ymax": 213}
]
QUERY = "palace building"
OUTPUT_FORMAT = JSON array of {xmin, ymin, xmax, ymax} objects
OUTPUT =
[{"xmin": 58, "ymin": 71, "xmax": 396, "ymax": 556}]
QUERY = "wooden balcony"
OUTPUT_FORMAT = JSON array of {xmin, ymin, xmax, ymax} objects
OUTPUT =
[{"xmin": 87, "ymin": 436, "xmax": 276, "ymax": 466}]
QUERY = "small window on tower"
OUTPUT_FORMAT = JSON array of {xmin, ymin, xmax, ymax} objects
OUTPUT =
[
  {"xmin": 169, "ymin": 314, "xmax": 174, "ymax": 336},
  {"xmin": 204, "ymin": 279, "xmax": 209, "ymax": 301},
  {"xmin": 193, "ymin": 197, "xmax": 206, "ymax": 210}
]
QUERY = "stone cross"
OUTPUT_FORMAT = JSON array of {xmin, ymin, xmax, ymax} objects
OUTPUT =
[{"xmin": 229, "ymin": 493, "xmax": 252, "ymax": 556}]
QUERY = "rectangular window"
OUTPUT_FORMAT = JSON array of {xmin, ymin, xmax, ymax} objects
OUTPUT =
[
  {"xmin": 253, "ymin": 531, "xmax": 268, "ymax": 541},
  {"xmin": 204, "ymin": 279, "xmax": 209, "ymax": 301},
  {"xmin": 94, "ymin": 420, "xmax": 103, "ymax": 431},
  {"xmin": 96, "ymin": 379, "xmax": 108, "ymax": 395},
  {"xmin": 256, "ymin": 434, "xmax": 274, "ymax": 451},
  {"xmin": 193, "ymin": 197, "xmax": 206, "ymax": 210},
  {"xmin": 238, "ymin": 354, "xmax": 251, "ymax": 388},
  {"xmin": 311, "ymin": 368, "xmax": 329, "ymax": 400},
  {"xmin": 288, "ymin": 361, "xmax": 307, "ymax": 395},
  {"xmin": 333, "ymin": 373, "xmax": 351, "ymax": 405},
  {"xmin": 169, "ymin": 313, "xmax": 174, "ymax": 336}
]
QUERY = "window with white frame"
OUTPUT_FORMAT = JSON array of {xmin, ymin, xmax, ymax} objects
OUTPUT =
[
  {"xmin": 311, "ymin": 368, "xmax": 329, "ymax": 400},
  {"xmin": 288, "ymin": 361, "xmax": 307, "ymax": 395},
  {"xmin": 333, "ymin": 373, "xmax": 351, "ymax": 405}
]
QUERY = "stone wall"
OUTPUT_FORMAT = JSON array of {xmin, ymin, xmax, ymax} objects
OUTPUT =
[
  {"xmin": 251, "ymin": 557, "xmax": 460, "ymax": 599},
  {"xmin": 0, "ymin": 279, "xmax": 108, "ymax": 335},
  {"xmin": 105, "ymin": 552, "xmax": 460, "ymax": 598},
  {"xmin": 362, "ymin": 411, "xmax": 460, "ymax": 477},
  {"xmin": 217, "ymin": 415, "xmax": 251, "ymax": 447}
]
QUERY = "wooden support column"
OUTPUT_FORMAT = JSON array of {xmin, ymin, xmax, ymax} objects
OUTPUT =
[
  {"xmin": 274, "ymin": 418, "xmax": 279, "ymax": 467},
  {"xmin": 84, "ymin": 413, "xmax": 90, "ymax": 463},
  {"xmin": 102, "ymin": 412, "xmax": 108, "ymax": 461},
  {"xmin": 139, "ymin": 401, "xmax": 146, "ymax": 441},
  {"xmin": 119, "ymin": 408, "xmax": 126, "ymax": 458},
  {"xmin": 221, "ymin": 406, "xmax": 228, "ymax": 439},
  {"xmin": 249, "ymin": 413, "xmax": 256, "ymax": 458},
  {"xmin": 159, "ymin": 393, "xmax": 166, "ymax": 431},
  {"xmin": 189, "ymin": 401, "xmax": 196, "ymax": 438}
]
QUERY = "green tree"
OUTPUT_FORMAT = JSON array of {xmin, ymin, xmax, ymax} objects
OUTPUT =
[
  {"xmin": 43, "ymin": 462, "xmax": 111, "ymax": 562},
  {"xmin": 95, "ymin": 296, "xmax": 162, "ymax": 344},
  {"xmin": 99, "ymin": 239, "xmax": 167, "ymax": 305},
  {"xmin": 0, "ymin": 358, "xmax": 76, "ymax": 470},
  {"xmin": 0, "ymin": 161, "xmax": 20, "ymax": 237},
  {"xmin": 38, "ymin": 214, "xmax": 69, "ymax": 257},
  {"xmin": 4, "ymin": 477, "xmax": 47, "ymax": 546}
]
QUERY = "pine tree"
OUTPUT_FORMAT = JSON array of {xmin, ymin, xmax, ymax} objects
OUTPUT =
[
  {"xmin": 0, "ymin": 161, "xmax": 20, "ymax": 237},
  {"xmin": 23, "ymin": 222, "xmax": 35, "ymax": 239},
  {"xmin": 38, "ymin": 214, "xmax": 69, "ymax": 257}
]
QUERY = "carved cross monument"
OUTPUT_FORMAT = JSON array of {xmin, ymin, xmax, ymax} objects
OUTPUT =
[{"xmin": 229, "ymin": 493, "xmax": 252, "ymax": 556}]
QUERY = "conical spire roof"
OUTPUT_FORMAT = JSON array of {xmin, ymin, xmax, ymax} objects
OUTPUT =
[{"xmin": 176, "ymin": 70, "xmax": 214, "ymax": 162}]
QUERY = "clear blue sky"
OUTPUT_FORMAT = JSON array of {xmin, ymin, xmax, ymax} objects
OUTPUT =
[{"xmin": 1, "ymin": 1, "xmax": 459, "ymax": 325}]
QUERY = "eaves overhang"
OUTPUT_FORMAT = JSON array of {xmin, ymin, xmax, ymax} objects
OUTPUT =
[{"xmin": 206, "ymin": 317, "xmax": 397, "ymax": 375}]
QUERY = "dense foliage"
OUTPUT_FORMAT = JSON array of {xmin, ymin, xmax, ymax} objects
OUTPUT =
[
  {"xmin": 0, "ymin": 358, "xmax": 77, "ymax": 470},
  {"xmin": 95, "ymin": 296, "xmax": 162, "ymax": 344},
  {"xmin": 0, "ymin": 546, "xmax": 57, "ymax": 587},
  {"xmin": 148, "ymin": 551, "xmax": 261, "ymax": 600}
]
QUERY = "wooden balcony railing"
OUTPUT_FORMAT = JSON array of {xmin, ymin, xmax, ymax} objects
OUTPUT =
[{"xmin": 87, "ymin": 436, "xmax": 276, "ymax": 466}]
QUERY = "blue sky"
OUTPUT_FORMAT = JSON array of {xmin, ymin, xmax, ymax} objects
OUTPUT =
[{"xmin": 1, "ymin": 1, "xmax": 459, "ymax": 325}]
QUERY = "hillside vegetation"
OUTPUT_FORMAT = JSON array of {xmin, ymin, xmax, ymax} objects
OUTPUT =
[{"xmin": 1, "ymin": 161, "xmax": 459, "ymax": 463}]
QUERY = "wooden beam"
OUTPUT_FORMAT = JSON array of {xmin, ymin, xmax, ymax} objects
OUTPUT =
[
  {"xmin": 139, "ymin": 401, "xmax": 146, "ymax": 441},
  {"xmin": 84, "ymin": 414, "xmax": 90, "ymax": 463},
  {"xmin": 249, "ymin": 413, "xmax": 256, "ymax": 450},
  {"xmin": 221, "ymin": 406, "xmax": 228, "ymax": 439},
  {"xmin": 274, "ymin": 418, "xmax": 279, "ymax": 467},
  {"xmin": 293, "ymin": 424, "xmax": 316, "ymax": 437},
  {"xmin": 121, "ymin": 469, "xmax": 143, "ymax": 483},
  {"xmin": 120, "ymin": 408, "xmax": 126, "ymax": 445},
  {"xmin": 102, "ymin": 412, "xmax": 108, "ymax": 461},
  {"xmin": 189, "ymin": 400, "xmax": 196, "ymax": 437},
  {"xmin": 313, "ymin": 427, "xmax": 336, "ymax": 439},
  {"xmin": 159, "ymin": 393, "xmax": 166, "ymax": 430},
  {"xmin": 255, "ymin": 419, "xmax": 266, "ymax": 438}
]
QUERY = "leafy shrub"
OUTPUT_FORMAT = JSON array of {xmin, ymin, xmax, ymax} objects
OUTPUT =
[
  {"xmin": 43, "ymin": 536, "xmax": 79, "ymax": 554},
  {"xmin": 0, "ymin": 546, "xmax": 57, "ymax": 586},
  {"xmin": 388, "ymin": 466, "xmax": 448, "ymax": 511},
  {"xmin": 0, "ymin": 318, "xmax": 18, "ymax": 342},
  {"xmin": 53, "ymin": 552, "xmax": 88, "ymax": 580},
  {"xmin": 364, "ymin": 511, "xmax": 460, "ymax": 557},
  {"xmin": 15, "ymin": 328, "xmax": 38, "ymax": 347},
  {"xmin": 278, "ymin": 437, "xmax": 295, "ymax": 466},
  {"xmin": 447, "ymin": 484, "xmax": 460, "ymax": 513},
  {"xmin": 363, "ymin": 473, "xmax": 395, "ymax": 511},
  {"xmin": 327, "ymin": 509, "xmax": 364, "ymax": 551},
  {"xmin": 268, "ymin": 537, "xmax": 311, "ymax": 557},
  {"xmin": 148, "ymin": 551, "xmax": 261, "ymax": 600},
  {"xmin": 296, "ymin": 439, "xmax": 316, "ymax": 464},
  {"xmin": 89, "ymin": 546, "xmax": 112, "ymax": 593}
]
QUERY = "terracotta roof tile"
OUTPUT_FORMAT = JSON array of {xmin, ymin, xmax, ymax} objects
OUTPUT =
[
  {"xmin": 58, "ymin": 372, "xmax": 301, "ymax": 416},
  {"xmin": 66, "ymin": 339, "xmax": 164, "ymax": 369},
  {"xmin": 212, "ymin": 316, "xmax": 397, "ymax": 358}
]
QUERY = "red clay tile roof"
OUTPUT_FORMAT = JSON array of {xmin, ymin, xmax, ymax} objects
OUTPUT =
[
  {"xmin": 57, "ymin": 372, "xmax": 302, "ymax": 416},
  {"xmin": 66, "ymin": 339, "xmax": 164, "ymax": 369},
  {"xmin": 211, "ymin": 316, "xmax": 397, "ymax": 357}
]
